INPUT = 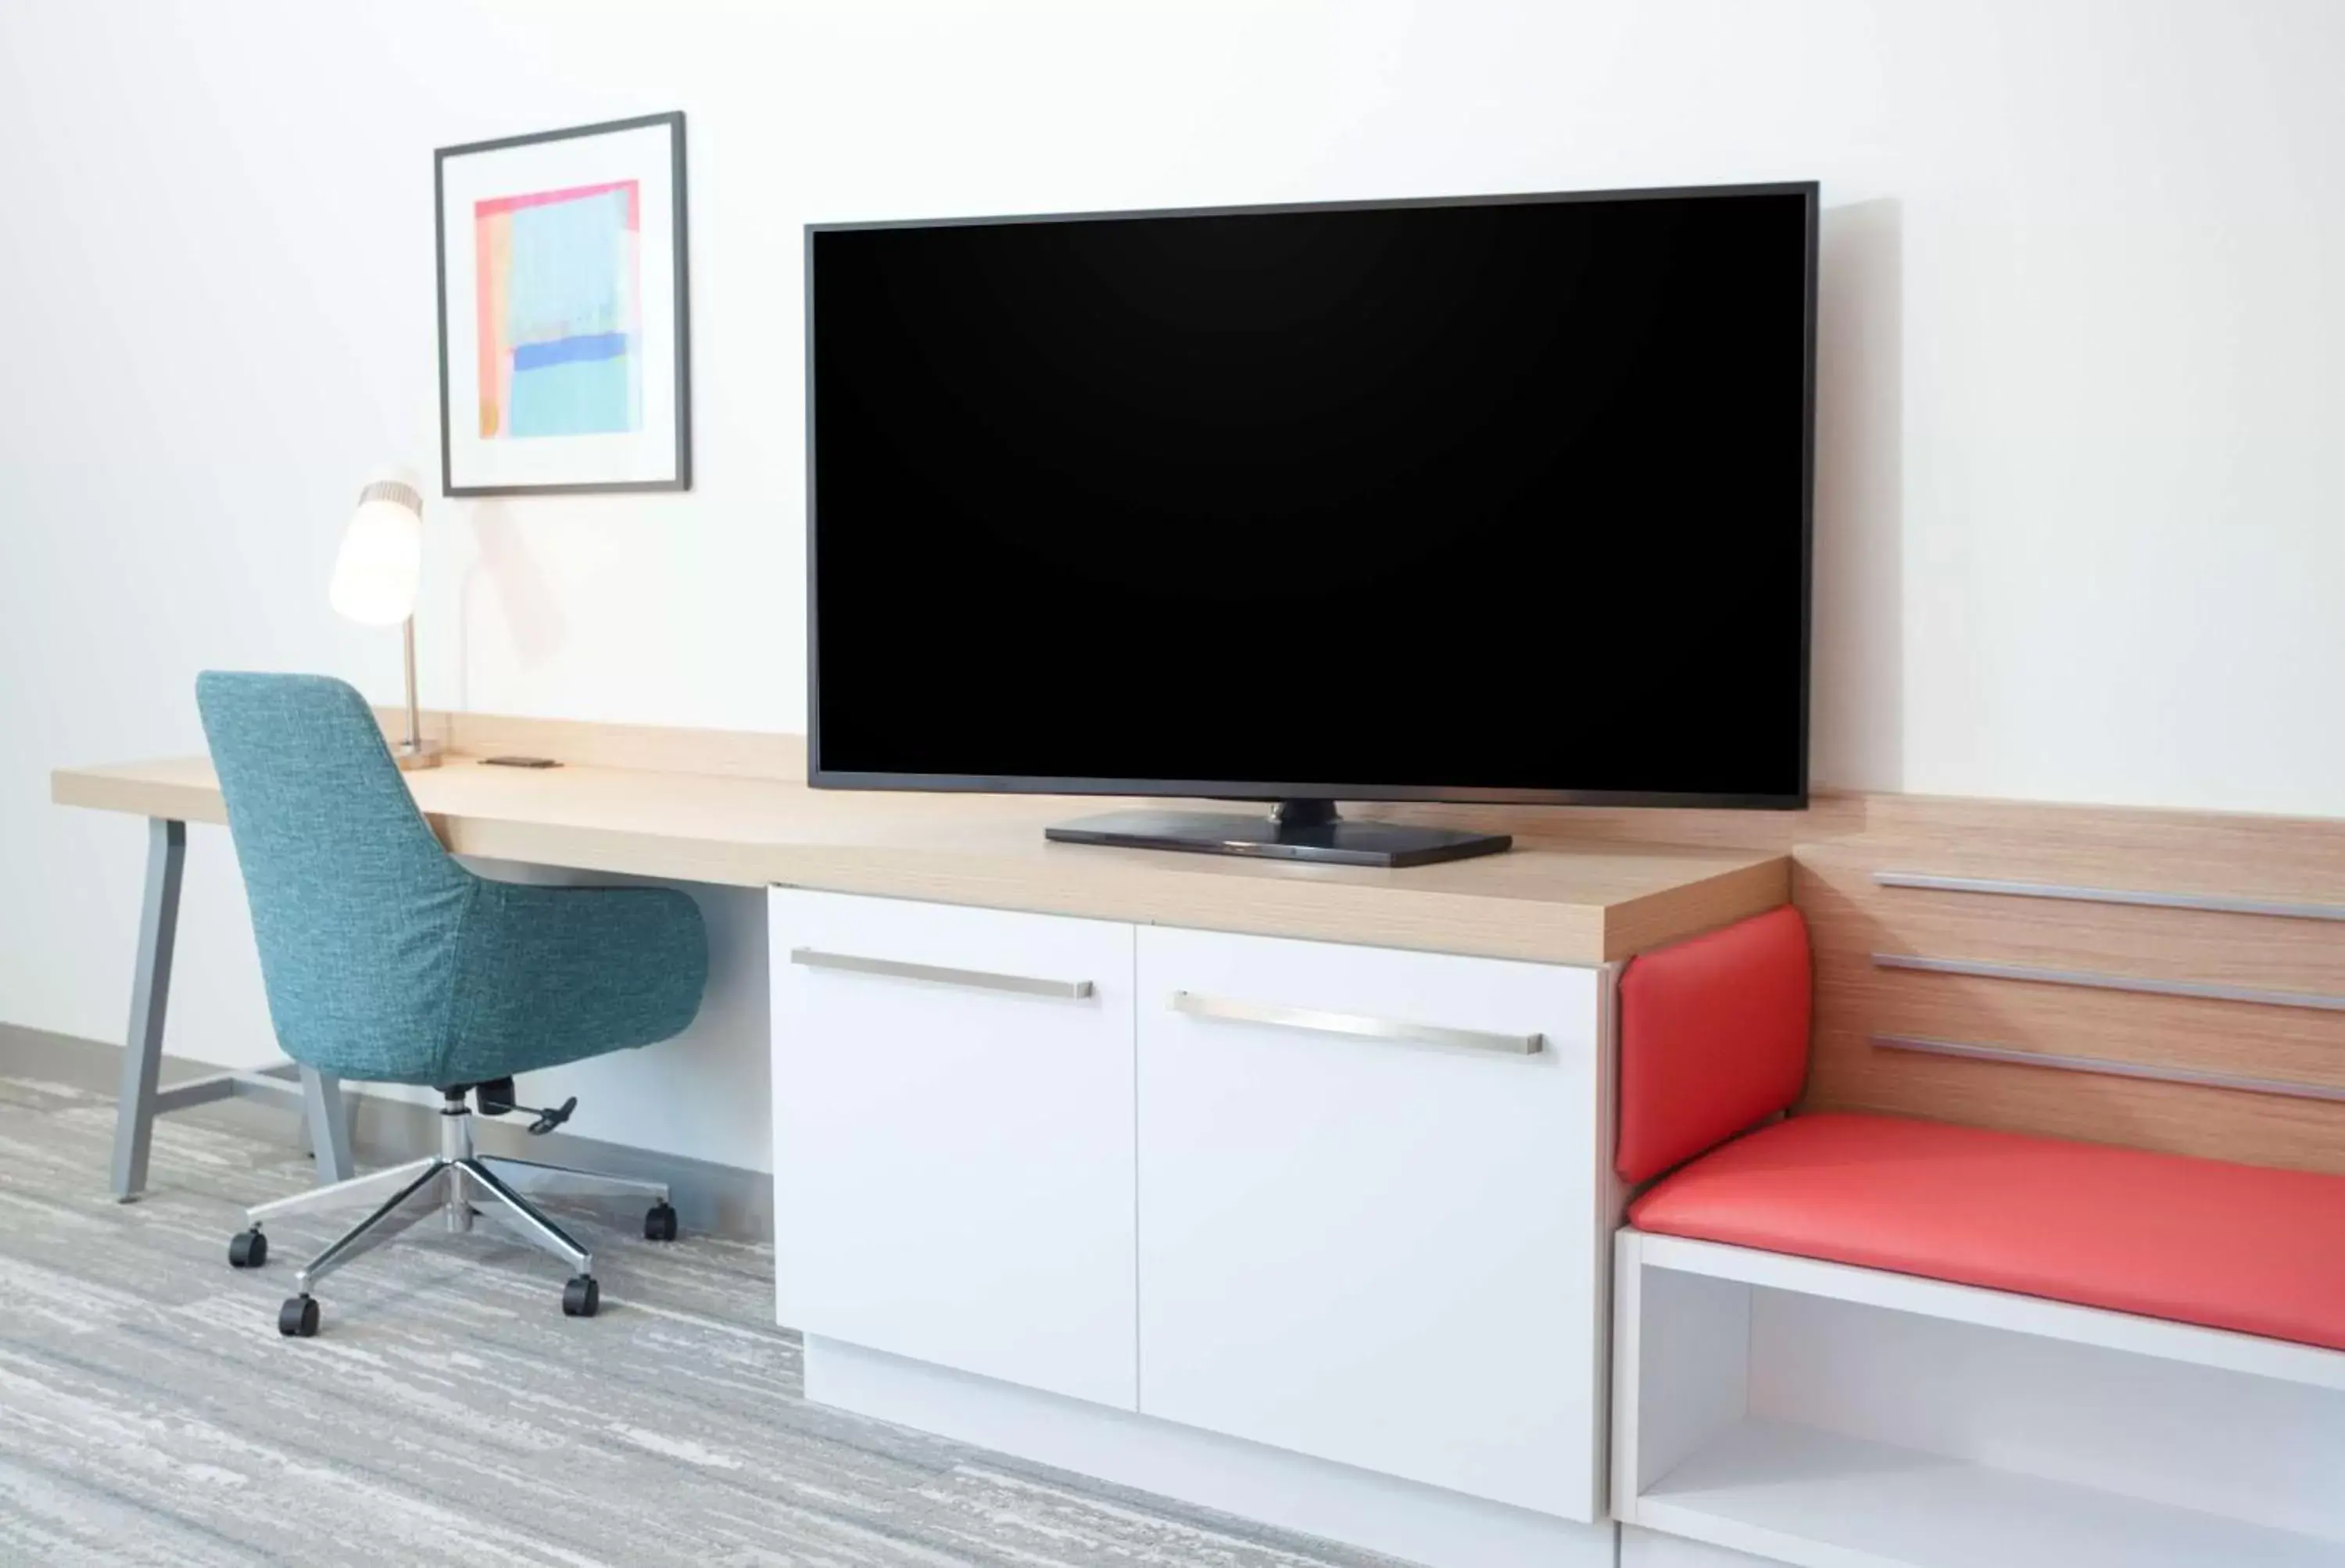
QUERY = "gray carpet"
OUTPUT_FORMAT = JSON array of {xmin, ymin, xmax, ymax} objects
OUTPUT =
[{"xmin": 0, "ymin": 1069, "xmax": 1396, "ymax": 1567}]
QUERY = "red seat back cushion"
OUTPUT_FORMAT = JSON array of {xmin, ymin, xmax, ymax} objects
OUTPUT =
[
  {"xmin": 1616, "ymin": 904, "xmax": 1812, "ymax": 1183},
  {"xmin": 1631, "ymin": 1112, "xmax": 2345, "ymax": 1353}
]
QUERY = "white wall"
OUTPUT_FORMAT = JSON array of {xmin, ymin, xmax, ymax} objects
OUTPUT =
[{"xmin": 3, "ymin": 1, "xmax": 2342, "ymax": 1165}]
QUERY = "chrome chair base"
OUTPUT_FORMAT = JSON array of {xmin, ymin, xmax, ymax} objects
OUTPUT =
[{"xmin": 230, "ymin": 1098, "xmax": 673, "ymax": 1337}]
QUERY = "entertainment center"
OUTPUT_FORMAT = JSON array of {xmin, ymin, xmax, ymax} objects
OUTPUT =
[{"xmin": 776, "ymin": 179, "xmax": 1821, "ymax": 1566}]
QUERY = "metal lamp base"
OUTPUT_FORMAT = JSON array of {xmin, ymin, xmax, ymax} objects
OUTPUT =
[{"xmin": 393, "ymin": 739, "xmax": 445, "ymax": 771}]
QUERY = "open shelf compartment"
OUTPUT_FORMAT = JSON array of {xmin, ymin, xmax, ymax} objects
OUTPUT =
[{"xmin": 1614, "ymin": 1230, "xmax": 2345, "ymax": 1568}]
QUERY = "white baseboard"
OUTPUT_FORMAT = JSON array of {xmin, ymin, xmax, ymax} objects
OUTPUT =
[{"xmin": 805, "ymin": 1334, "xmax": 1616, "ymax": 1568}]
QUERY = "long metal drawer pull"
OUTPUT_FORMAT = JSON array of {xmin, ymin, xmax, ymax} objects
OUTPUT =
[
  {"xmin": 1871, "ymin": 1033, "xmax": 2345, "ymax": 1104},
  {"xmin": 789, "ymin": 947, "xmax": 1093, "ymax": 1000},
  {"xmin": 1168, "ymin": 990, "xmax": 1542, "ymax": 1055},
  {"xmin": 1874, "ymin": 871, "xmax": 2345, "ymax": 924},
  {"xmin": 1871, "ymin": 952, "xmax": 2345, "ymax": 1014}
]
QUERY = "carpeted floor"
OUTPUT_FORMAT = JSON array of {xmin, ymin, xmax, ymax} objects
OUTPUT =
[{"xmin": 0, "ymin": 1069, "xmax": 1396, "ymax": 1567}]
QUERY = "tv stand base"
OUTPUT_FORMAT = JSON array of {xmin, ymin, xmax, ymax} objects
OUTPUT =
[{"xmin": 1044, "ymin": 802, "xmax": 1510, "ymax": 868}]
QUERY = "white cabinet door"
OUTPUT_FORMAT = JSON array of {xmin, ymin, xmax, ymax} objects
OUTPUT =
[
  {"xmin": 1137, "ymin": 925, "xmax": 1606, "ymax": 1520},
  {"xmin": 772, "ymin": 889, "xmax": 1137, "ymax": 1409}
]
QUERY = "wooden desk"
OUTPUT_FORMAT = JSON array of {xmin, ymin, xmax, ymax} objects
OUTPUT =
[
  {"xmin": 55, "ymin": 751, "xmax": 1788, "ymax": 968},
  {"xmin": 57, "ymin": 726, "xmax": 1782, "ymax": 1209}
]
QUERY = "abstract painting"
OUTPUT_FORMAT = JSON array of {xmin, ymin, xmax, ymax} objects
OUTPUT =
[
  {"xmin": 475, "ymin": 181, "xmax": 642, "ymax": 440},
  {"xmin": 437, "ymin": 113, "xmax": 689, "ymax": 494}
]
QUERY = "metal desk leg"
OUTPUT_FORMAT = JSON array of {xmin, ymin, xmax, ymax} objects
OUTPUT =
[
  {"xmin": 302, "ymin": 1068, "xmax": 355, "ymax": 1184},
  {"xmin": 112, "ymin": 818, "xmax": 185, "ymax": 1202}
]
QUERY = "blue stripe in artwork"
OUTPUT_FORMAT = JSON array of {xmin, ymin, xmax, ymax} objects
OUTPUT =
[{"xmin": 513, "ymin": 332, "xmax": 631, "ymax": 371}]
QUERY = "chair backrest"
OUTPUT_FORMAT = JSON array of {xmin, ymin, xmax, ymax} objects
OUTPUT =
[{"xmin": 196, "ymin": 672, "xmax": 474, "ymax": 1079}]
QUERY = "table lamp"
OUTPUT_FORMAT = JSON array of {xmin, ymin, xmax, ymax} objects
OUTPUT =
[{"xmin": 328, "ymin": 474, "xmax": 442, "ymax": 771}]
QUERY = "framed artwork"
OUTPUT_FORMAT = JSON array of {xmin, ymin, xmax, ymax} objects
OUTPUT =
[{"xmin": 435, "ymin": 112, "xmax": 690, "ymax": 496}]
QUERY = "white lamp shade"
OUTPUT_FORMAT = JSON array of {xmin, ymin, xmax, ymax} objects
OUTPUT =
[{"xmin": 328, "ymin": 482, "xmax": 423, "ymax": 626}]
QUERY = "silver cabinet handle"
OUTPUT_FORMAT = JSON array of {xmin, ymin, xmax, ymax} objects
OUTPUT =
[
  {"xmin": 1167, "ymin": 990, "xmax": 1541, "ymax": 1055},
  {"xmin": 789, "ymin": 947, "xmax": 1094, "ymax": 1001}
]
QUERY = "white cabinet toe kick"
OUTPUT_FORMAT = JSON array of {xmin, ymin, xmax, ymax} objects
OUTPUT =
[{"xmin": 771, "ymin": 889, "xmax": 1623, "ymax": 1568}]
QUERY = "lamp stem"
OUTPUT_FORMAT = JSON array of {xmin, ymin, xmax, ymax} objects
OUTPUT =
[
  {"xmin": 403, "ymin": 614, "xmax": 423, "ymax": 753},
  {"xmin": 388, "ymin": 610, "xmax": 442, "ymax": 770}
]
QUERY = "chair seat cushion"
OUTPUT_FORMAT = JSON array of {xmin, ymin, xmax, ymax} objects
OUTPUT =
[{"xmin": 1629, "ymin": 1111, "xmax": 2345, "ymax": 1352}]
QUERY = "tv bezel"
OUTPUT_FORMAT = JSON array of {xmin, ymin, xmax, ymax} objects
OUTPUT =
[{"xmin": 805, "ymin": 179, "xmax": 1819, "ymax": 812}]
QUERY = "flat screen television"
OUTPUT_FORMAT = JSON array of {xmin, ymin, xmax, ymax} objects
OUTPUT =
[{"xmin": 808, "ymin": 182, "xmax": 1817, "ymax": 866}]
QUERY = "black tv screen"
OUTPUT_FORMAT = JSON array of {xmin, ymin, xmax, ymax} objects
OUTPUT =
[{"xmin": 809, "ymin": 183, "xmax": 1815, "ymax": 809}]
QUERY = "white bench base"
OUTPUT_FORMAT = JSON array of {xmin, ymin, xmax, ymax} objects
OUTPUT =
[{"xmin": 1613, "ymin": 1229, "xmax": 2345, "ymax": 1568}]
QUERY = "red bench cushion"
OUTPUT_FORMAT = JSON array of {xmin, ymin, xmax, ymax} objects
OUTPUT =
[
  {"xmin": 1616, "ymin": 904, "xmax": 1811, "ymax": 1184},
  {"xmin": 1631, "ymin": 1111, "xmax": 2345, "ymax": 1353}
]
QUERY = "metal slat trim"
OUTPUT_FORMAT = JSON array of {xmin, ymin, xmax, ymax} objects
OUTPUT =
[
  {"xmin": 1870, "ymin": 952, "xmax": 2345, "ymax": 1014},
  {"xmin": 1869, "ymin": 1033, "xmax": 2345, "ymax": 1104},
  {"xmin": 1873, "ymin": 871, "xmax": 2345, "ymax": 924}
]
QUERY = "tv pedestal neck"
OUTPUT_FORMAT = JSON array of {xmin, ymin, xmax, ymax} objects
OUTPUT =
[{"xmin": 1043, "ymin": 800, "xmax": 1510, "ymax": 868}]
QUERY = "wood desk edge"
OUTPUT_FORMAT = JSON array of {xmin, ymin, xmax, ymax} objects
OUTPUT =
[{"xmin": 53, "ymin": 756, "xmax": 1788, "ymax": 966}]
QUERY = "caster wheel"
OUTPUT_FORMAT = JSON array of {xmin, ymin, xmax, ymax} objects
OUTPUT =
[
  {"xmin": 643, "ymin": 1202, "xmax": 678, "ymax": 1242},
  {"xmin": 278, "ymin": 1295, "xmax": 319, "ymax": 1337},
  {"xmin": 228, "ymin": 1229, "xmax": 267, "ymax": 1269},
  {"xmin": 562, "ymin": 1275, "xmax": 600, "ymax": 1318}
]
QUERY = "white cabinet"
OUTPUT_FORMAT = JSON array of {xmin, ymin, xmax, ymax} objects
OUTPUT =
[
  {"xmin": 1134, "ymin": 925, "xmax": 1607, "ymax": 1520},
  {"xmin": 771, "ymin": 888, "xmax": 1622, "ymax": 1558},
  {"xmin": 771, "ymin": 890, "xmax": 1138, "ymax": 1409}
]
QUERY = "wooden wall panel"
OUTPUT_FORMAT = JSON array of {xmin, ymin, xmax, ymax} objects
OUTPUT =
[{"xmin": 1795, "ymin": 811, "xmax": 2345, "ymax": 1176}]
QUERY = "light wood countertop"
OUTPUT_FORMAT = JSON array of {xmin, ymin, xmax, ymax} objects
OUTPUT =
[{"xmin": 53, "ymin": 752, "xmax": 1788, "ymax": 966}]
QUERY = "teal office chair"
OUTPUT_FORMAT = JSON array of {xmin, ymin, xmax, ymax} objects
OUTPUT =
[{"xmin": 195, "ymin": 672, "xmax": 708, "ymax": 1337}]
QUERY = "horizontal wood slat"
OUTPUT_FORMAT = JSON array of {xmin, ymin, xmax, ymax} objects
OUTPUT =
[
  {"xmin": 1870, "ymin": 952, "xmax": 2345, "ymax": 1015},
  {"xmin": 1810, "ymin": 1013, "xmax": 2345, "ymax": 1176},
  {"xmin": 1869, "ymin": 1033, "xmax": 2345, "ymax": 1105},
  {"xmin": 1837, "ymin": 965, "xmax": 2345, "ymax": 1096},
  {"xmin": 1873, "ymin": 871, "xmax": 2345, "ymax": 924},
  {"xmin": 1838, "ymin": 868, "xmax": 2345, "ymax": 998},
  {"xmin": 1832, "ymin": 792, "xmax": 2345, "ymax": 904}
]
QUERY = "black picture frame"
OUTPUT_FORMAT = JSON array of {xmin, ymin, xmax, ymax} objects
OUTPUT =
[{"xmin": 434, "ymin": 111, "xmax": 692, "ymax": 497}]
